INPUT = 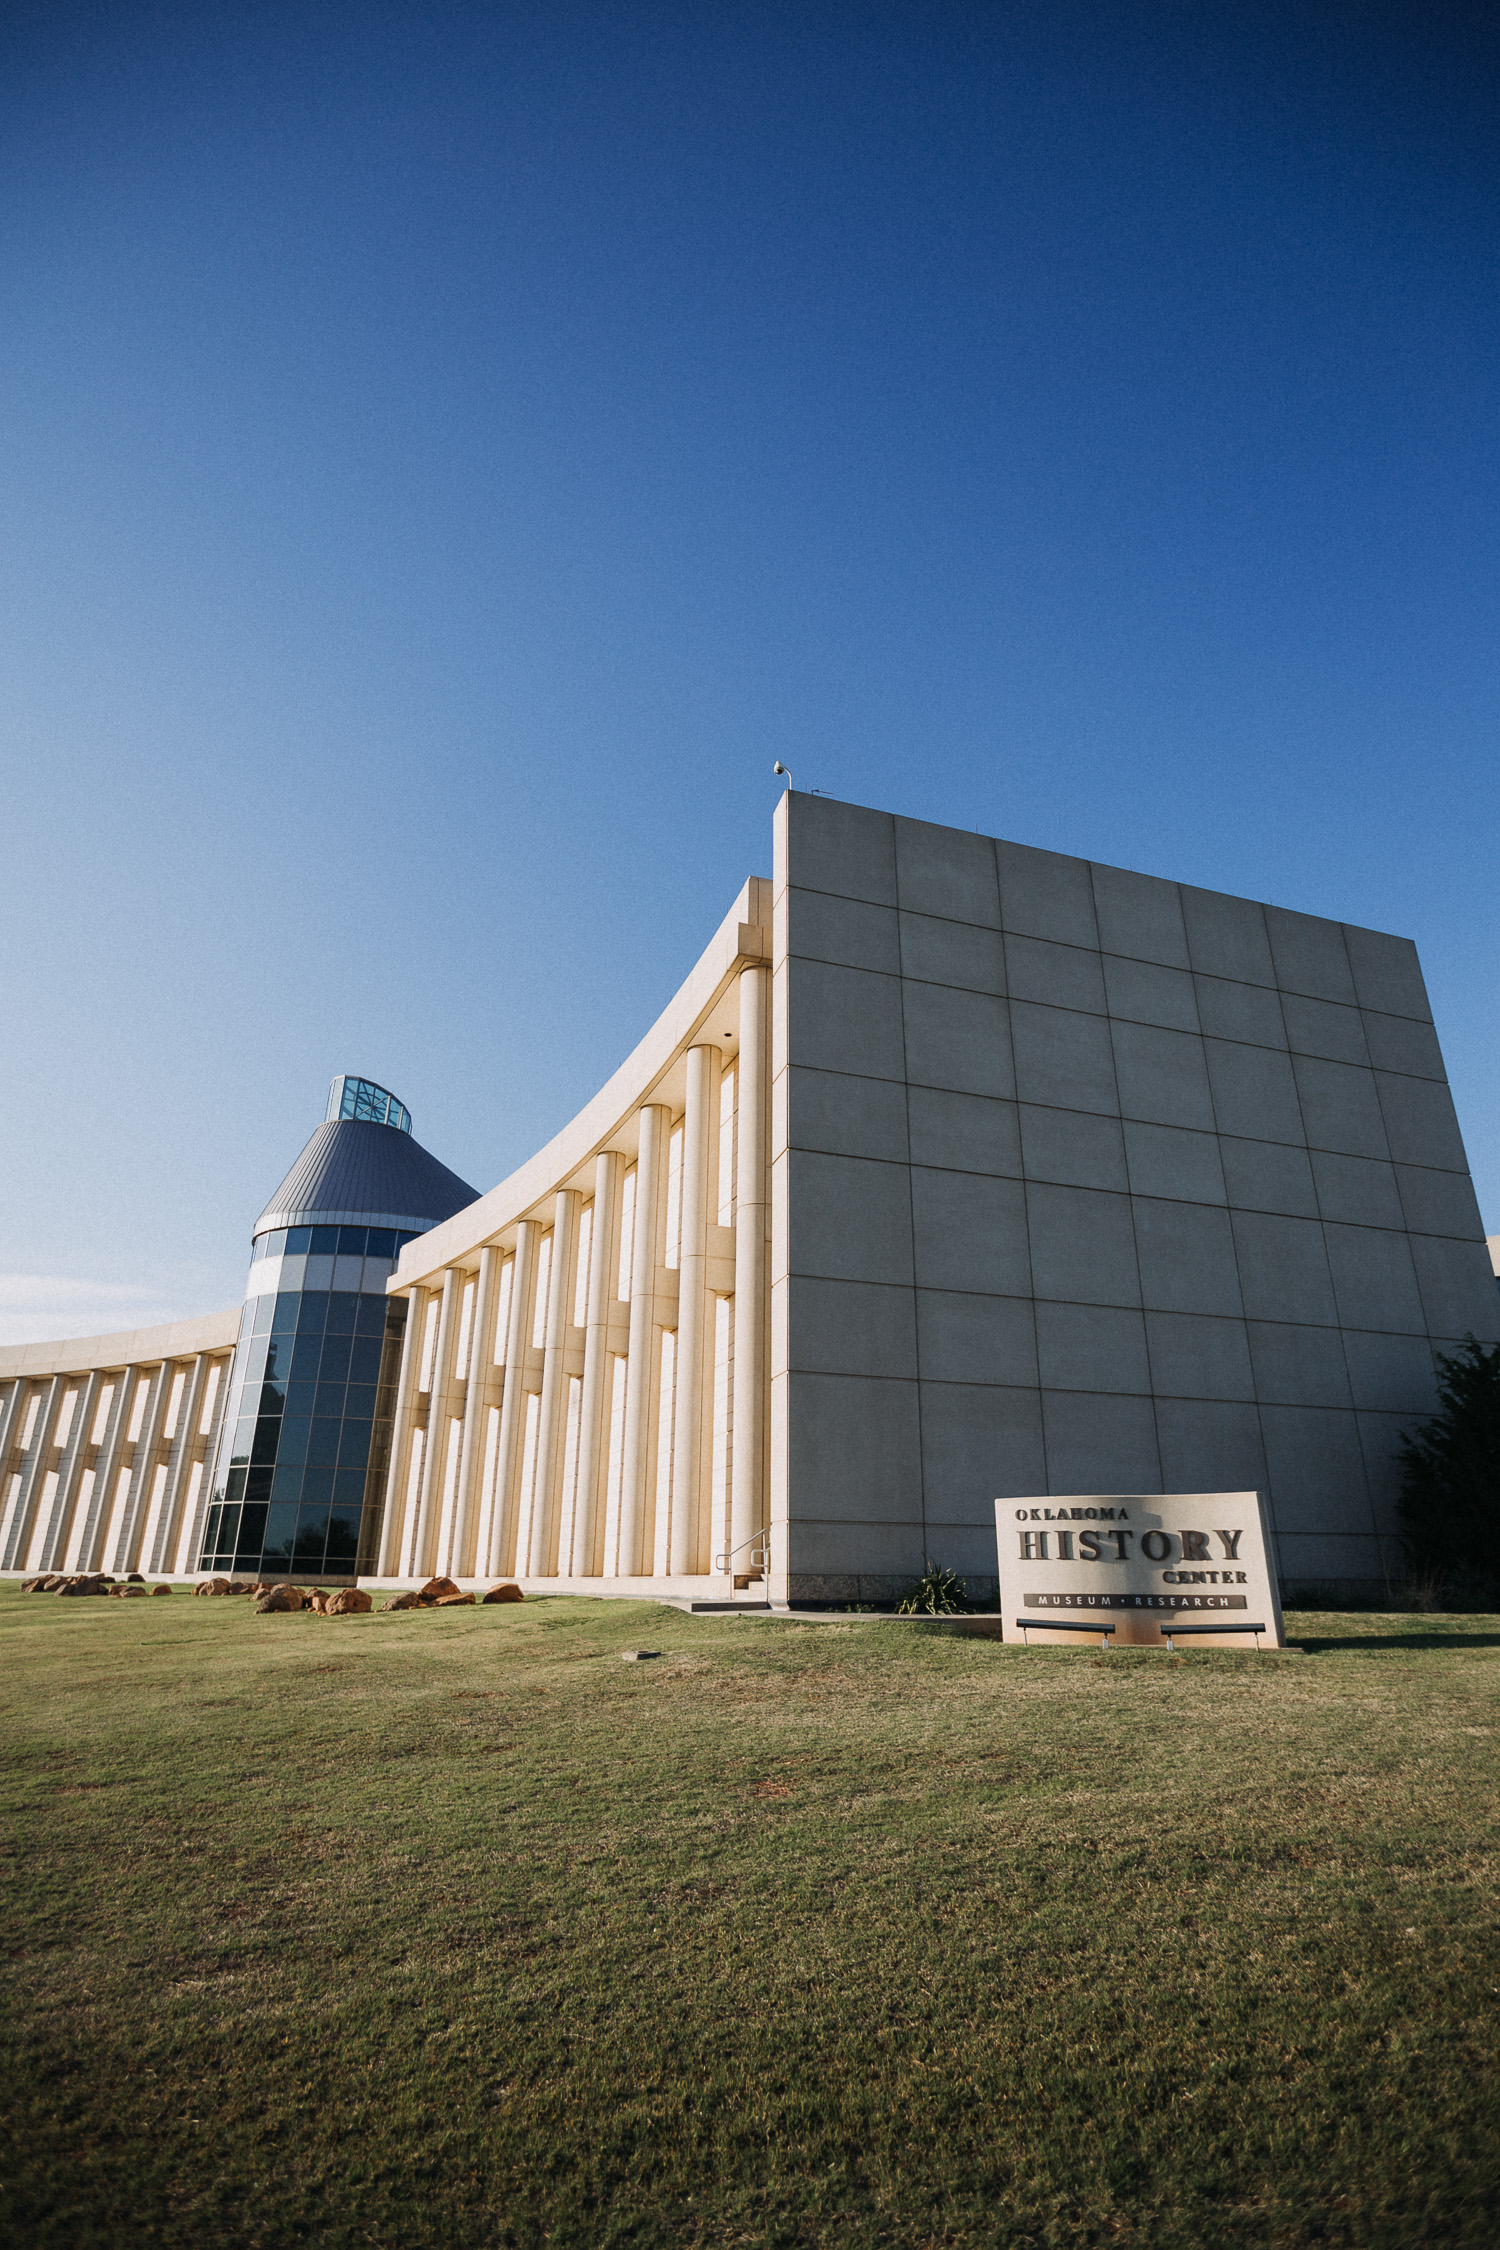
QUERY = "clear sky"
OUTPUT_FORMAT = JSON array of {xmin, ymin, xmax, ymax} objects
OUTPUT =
[{"xmin": 2, "ymin": 0, "xmax": 1497, "ymax": 1343}]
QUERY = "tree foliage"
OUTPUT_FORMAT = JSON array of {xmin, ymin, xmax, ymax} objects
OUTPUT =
[{"xmin": 1396, "ymin": 1336, "xmax": 1500, "ymax": 1592}]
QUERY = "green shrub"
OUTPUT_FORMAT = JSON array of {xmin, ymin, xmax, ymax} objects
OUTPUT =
[
  {"xmin": 1397, "ymin": 1337, "xmax": 1500, "ymax": 1601},
  {"xmin": 896, "ymin": 1560, "xmax": 968, "ymax": 1614}
]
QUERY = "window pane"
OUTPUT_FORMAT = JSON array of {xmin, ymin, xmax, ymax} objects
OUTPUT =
[
  {"xmin": 314, "ymin": 1379, "xmax": 347, "ymax": 1419},
  {"xmin": 225, "ymin": 1467, "xmax": 247, "ymax": 1507},
  {"xmin": 292, "ymin": 1511, "xmax": 328, "ymax": 1562},
  {"xmin": 338, "ymin": 1419, "xmax": 371, "ymax": 1470},
  {"xmin": 319, "ymin": 1335, "xmax": 352, "ymax": 1386},
  {"xmin": 264, "ymin": 1334, "xmax": 297, "ymax": 1381},
  {"xmin": 250, "ymin": 1417, "xmax": 281, "ymax": 1466},
  {"xmin": 271, "ymin": 1292, "xmax": 299, "ymax": 1334},
  {"xmin": 262, "ymin": 1505, "xmax": 297, "ymax": 1568},
  {"xmin": 272, "ymin": 1465, "xmax": 304, "ymax": 1507},
  {"xmin": 344, "ymin": 1382, "xmax": 377, "ymax": 1422},
  {"xmin": 310, "ymin": 1225, "xmax": 340, "ymax": 1254},
  {"xmin": 365, "ymin": 1229, "xmax": 397, "ymax": 1259},
  {"xmin": 234, "ymin": 1504, "xmax": 268, "ymax": 1564},
  {"xmin": 283, "ymin": 1379, "xmax": 317, "ymax": 1419},
  {"xmin": 278, "ymin": 1416, "xmax": 310, "ymax": 1466},
  {"xmin": 252, "ymin": 1295, "xmax": 275, "ymax": 1337},
  {"xmin": 348, "ymin": 1336, "xmax": 383, "ymax": 1385},
  {"xmin": 285, "ymin": 1226, "xmax": 312, "ymax": 1254},
  {"xmin": 307, "ymin": 1417, "xmax": 342, "ymax": 1467},
  {"xmin": 326, "ymin": 1292, "xmax": 359, "ymax": 1334},
  {"xmin": 245, "ymin": 1467, "xmax": 274, "ymax": 1506},
  {"xmin": 338, "ymin": 1226, "xmax": 368, "ymax": 1255},
  {"xmin": 300, "ymin": 1465, "xmax": 335, "ymax": 1507},
  {"xmin": 290, "ymin": 1336, "xmax": 324, "ymax": 1382},
  {"xmin": 355, "ymin": 1297, "xmax": 387, "ymax": 1340},
  {"xmin": 297, "ymin": 1293, "xmax": 329, "ymax": 1336},
  {"xmin": 333, "ymin": 1467, "xmax": 367, "ymax": 1510},
  {"xmin": 325, "ymin": 1510, "xmax": 360, "ymax": 1561}
]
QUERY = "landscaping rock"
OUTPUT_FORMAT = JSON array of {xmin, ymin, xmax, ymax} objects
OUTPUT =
[
  {"xmin": 434, "ymin": 1592, "xmax": 475, "ymax": 1607},
  {"xmin": 22, "ymin": 1576, "xmax": 56, "ymax": 1592},
  {"xmin": 150, "ymin": 1584, "xmax": 173, "ymax": 1596},
  {"xmin": 112, "ymin": 1585, "xmax": 147, "ymax": 1598},
  {"xmin": 197, "ymin": 1578, "xmax": 231, "ymax": 1597},
  {"xmin": 418, "ymin": 1575, "xmax": 461, "ymax": 1603},
  {"xmin": 56, "ymin": 1574, "xmax": 110, "ymax": 1597},
  {"xmin": 381, "ymin": 1590, "xmax": 427, "ymax": 1610},
  {"xmin": 326, "ymin": 1587, "xmax": 371, "ymax": 1615},
  {"xmin": 254, "ymin": 1585, "xmax": 305, "ymax": 1613},
  {"xmin": 126, "ymin": 1572, "xmax": 145, "ymax": 1584},
  {"xmin": 482, "ymin": 1583, "xmax": 524, "ymax": 1604},
  {"xmin": 227, "ymin": 1581, "xmax": 256, "ymax": 1596}
]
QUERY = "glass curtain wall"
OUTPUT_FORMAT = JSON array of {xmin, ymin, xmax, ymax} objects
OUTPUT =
[{"xmin": 198, "ymin": 1224, "xmax": 413, "ymax": 1580}]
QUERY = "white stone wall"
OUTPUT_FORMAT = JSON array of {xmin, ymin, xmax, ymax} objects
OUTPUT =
[{"xmin": 770, "ymin": 793, "xmax": 1499, "ymax": 1602}]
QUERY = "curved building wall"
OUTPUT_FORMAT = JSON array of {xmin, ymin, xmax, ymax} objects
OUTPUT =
[{"xmin": 0, "ymin": 1310, "xmax": 239, "ymax": 1579}]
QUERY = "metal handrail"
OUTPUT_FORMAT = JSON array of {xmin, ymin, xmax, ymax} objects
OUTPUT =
[{"xmin": 714, "ymin": 1527, "xmax": 770, "ymax": 1577}]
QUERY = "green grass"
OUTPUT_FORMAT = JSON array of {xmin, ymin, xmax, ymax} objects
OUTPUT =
[{"xmin": 2, "ymin": 1588, "xmax": 1497, "ymax": 2249}]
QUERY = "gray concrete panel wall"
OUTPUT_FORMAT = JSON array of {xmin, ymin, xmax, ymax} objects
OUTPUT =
[{"xmin": 773, "ymin": 795, "xmax": 1498, "ymax": 1601}]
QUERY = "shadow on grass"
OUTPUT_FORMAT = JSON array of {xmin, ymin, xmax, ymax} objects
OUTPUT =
[{"xmin": 1290, "ymin": 1631, "xmax": 1500, "ymax": 1654}]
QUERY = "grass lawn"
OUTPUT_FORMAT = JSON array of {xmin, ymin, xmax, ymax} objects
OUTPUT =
[{"xmin": 2, "ymin": 1588, "xmax": 1497, "ymax": 2249}]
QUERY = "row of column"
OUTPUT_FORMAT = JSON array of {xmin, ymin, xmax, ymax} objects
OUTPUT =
[
  {"xmin": 0, "ymin": 1348, "xmax": 232, "ymax": 1580},
  {"xmin": 378, "ymin": 963, "xmax": 769, "ymax": 1585}
]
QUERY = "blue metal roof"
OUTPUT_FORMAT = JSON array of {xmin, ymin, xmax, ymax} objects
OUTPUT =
[{"xmin": 254, "ymin": 1119, "xmax": 480, "ymax": 1239}]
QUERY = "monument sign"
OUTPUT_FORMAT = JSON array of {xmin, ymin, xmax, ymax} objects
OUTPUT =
[{"xmin": 994, "ymin": 1492, "xmax": 1285, "ymax": 1649}]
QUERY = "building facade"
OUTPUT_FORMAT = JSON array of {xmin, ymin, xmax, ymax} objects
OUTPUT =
[{"xmin": 4, "ymin": 794, "xmax": 1496, "ymax": 1601}]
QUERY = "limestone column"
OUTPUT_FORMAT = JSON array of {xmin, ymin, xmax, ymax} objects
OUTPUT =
[
  {"xmin": 730, "ymin": 964, "xmax": 769, "ymax": 1570},
  {"xmin": 377, "ymin": 1294, "xmax": 425, "ymax": 1578},
  {"xmin": 451, "ymin": 1244, "xmax": 501, "ymax": 1579},
  {"xmin": 0, "ymin": 1379, "xmax": 30, "ymax": 1503},
  {"xmin": 528, "ymin": 1191, "xmax": 581, "ymax": 1576},
  {"xmin": 410, "ymin": 1268, "xmax": 461, "ymax": 1580},
  {"xmin": 617, "ymin": 1104, "xmax": 670, "ymax": 1577},
  {"xmin": 1, "ymin": 1373, "xmax": 65, "ymax": 1574},
  {"xmin": 669, "ymin": 1045, "xmax": 720, "ymax": 1577},
  {"xmin": 40, "ymin": 1370, "xmax": 101, "ymax": 1574},
  {"xmin": 490, "ymin": 1220, "xmax": 538, "ymax": 1576},
  {"xmin": 79, "ymin": 1368, "xmax": 138, "ymax": 1570},
  {"xmin": 572, "ymin": 1149, "xmax": 621, "ymax": 1577},
  {"xmin": 112, "ymin": 1361, "xmax": 173, "ymax": 1574},
  {"xmin": 149, "ymin": 1353, "xmax": 210, "ymax": 1578}
]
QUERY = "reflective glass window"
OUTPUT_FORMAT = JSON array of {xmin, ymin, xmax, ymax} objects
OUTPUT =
[
  {"xmin": 264, "ymin": 1333, "xmax": 297, "ymax": 1380},
  {"xmin": 281, "ymin": 1379, "xmax": 316, "ymax": 1420},
  {"xmin": 326, "ymin": 1293, "xmax": 359, "ymax": 1334},
  {"xmin": 262, "ymin": 1505, "xmax": 297, "ymax": 1567},
  {"xmin": 203, "ymin": 1504, "xmax": 222, "ymax": 1553},
  {"xmin": 297, "ymin": 1293, "xmax": 329, "ymax": 1336},
  {"xmin": 293, "ymin": 1510, "xmax": 328, "ymax": 1561},
  {"xmin": 278, "ymin": 1416, "xmax": 310, "ymax": 1465},
  {"xmin": 257, "ymin": 1371, "xmax": 288, "ymax": 1413},
  {"xmin": 333, "ymin": 1467, "xmax": 367, "ymax": 1509},
  {"xmin": 250, "ymin": 1419, "xmax": 281, "ymax": 1467},
  {"xmin": 230, "ymin": 1421, "xmax": 255, "ymax": 1466},
  {"xmin": 338, "ymin": 1420, "xmax": 371, "ymax": 1470},
  {"xmin": 310, "ymin": 1225, "xmax": 340, "ymax": 1254},
  {"xmin": 366, "ymin": 1229, "xmax": 397, "ymax": 1259},
  {"xmin": 225, "ymin": 1467, "xmax": 247, "ymax": 1507},
  {"xmin": 271, "ymin": 1292, "xmax": 299, "ymax": 1334},
  {"xmin": 301, "ymin": 1465, "xmax": 335, "ymax": 1508},
  {"xmin": 252, "ymin": 1295, "xmax": 275, "ymax": 1337},
  {"xmin": 307, "ymin": 1417, "xmax": 342, "ymax": 1468},
  {"xmin": 243, "ymin": 1334, "xmax": 271, "ymax": 1381},
  {"xmin": 217, "ymin": 1503, "xmax": 242, "ymax": 1550},
  {"xmin": 325, "ymin": 1510, "xmax": 360, "ymax": 1560},
  {"xmin": 337, "ymin": 1226, "xmax": 367, "ymax": 1255},
  {"xmin": 344, "ymin": 1382, "xmax": 377, "ymax": 1422},
  {"xmin": 319, "ymin": 1334, "xmax": 352, "ymax": 1386},
  {"xmin": 245, "ymin": 1467, "xmax": 274, "ymax": 1506},
  {"xmin": 348, "ymin": 1336, "xmax": 383, "ymax": 1385},
  {"xmin": 355, "ymin": 1298, "xmax": 387, "ymax": 1340},
  {"xmin": 235, "ymin": 1503, "xmax": 268, "ymax": 1560},
  {"xmin": 314, "ymin": 1379, "xmax": 346, "ymax": 1419},
  {"xmin": 272, "ymin": 1464, "xmax": 304, "ymax": 1507},
  {"xmin": 285, "ymin": 1226, "xmax": 313, "ymax": 1254},
  {"xmin": 290, "ymin": 1336, "xmax": 324, "ymax": 1382}
]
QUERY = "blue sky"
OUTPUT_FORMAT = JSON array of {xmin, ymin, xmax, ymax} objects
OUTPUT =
[{"xmin": 2, "ymin": 0, "xmax": 1497, "ymax": 1341}]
